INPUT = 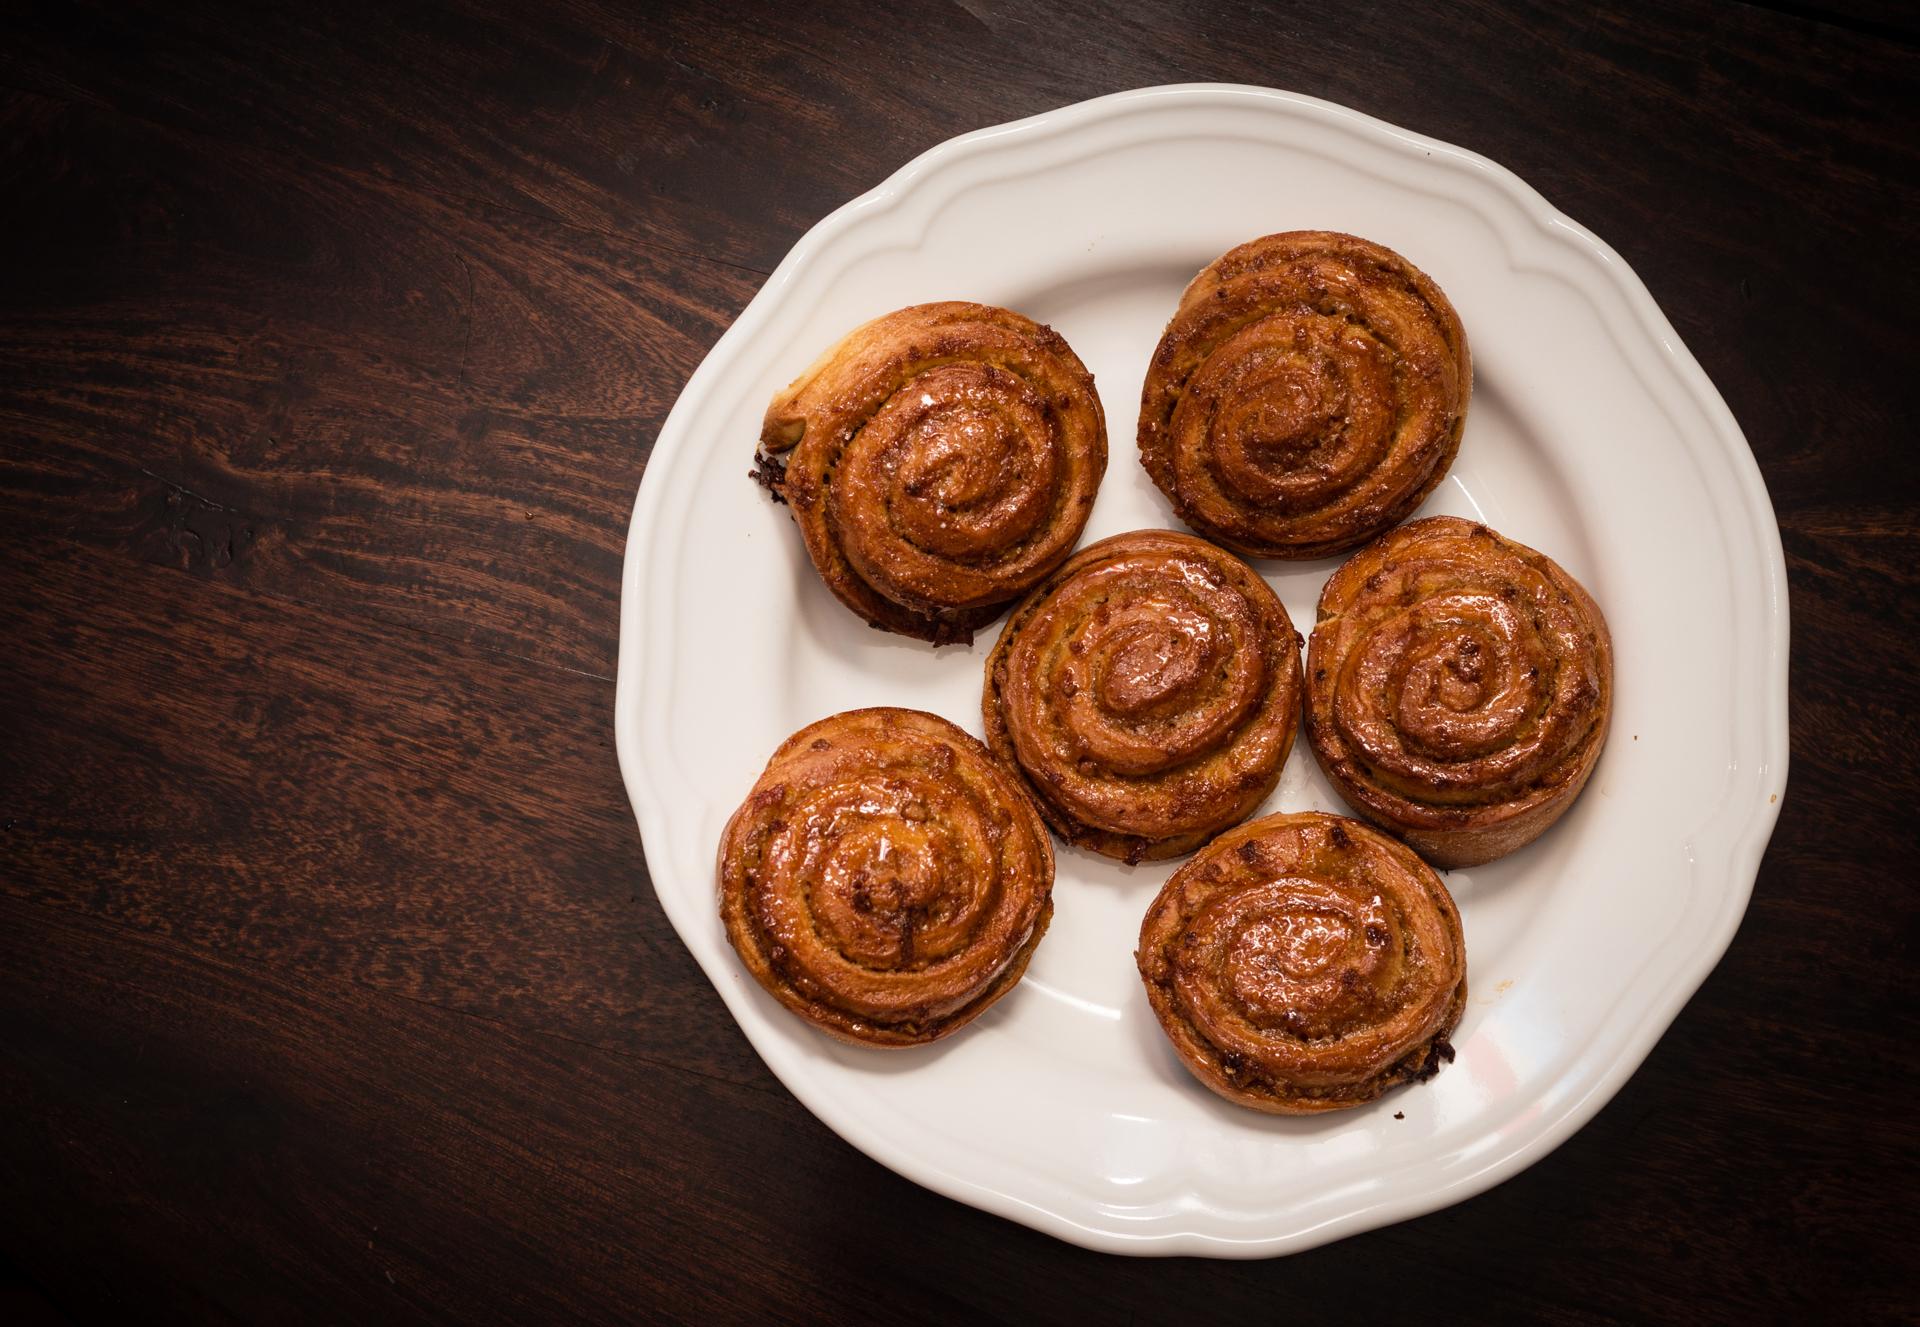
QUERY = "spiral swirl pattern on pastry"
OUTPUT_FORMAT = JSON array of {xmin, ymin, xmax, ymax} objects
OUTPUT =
[
  {"xmin": 984, "ymin": 530, "xmax": 1301, "ymax": 863},
  {"xmin": 755, "ymin": 302, "xmax": 1107, "ymax": 643},
  {"xmin": 1138, "ymin": 231, "xmax": 1470, "ymax": 559},
  {"xmin": 717, "ymin": 708, "xmax": 1053, "ymax": 1046},
  {"xmin": 1305, "ymin": 516, "xmax": 1613, "ymax": 868},
  {"xmin": 1137, "ymin": 811, "xmax": 1465, "ymax": 1114}
]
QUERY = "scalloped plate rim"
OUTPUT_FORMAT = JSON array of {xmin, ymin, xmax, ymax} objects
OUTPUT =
[{"xmin": 613, "ymin": 83, "xmax": 1789, "ymax": 1257}]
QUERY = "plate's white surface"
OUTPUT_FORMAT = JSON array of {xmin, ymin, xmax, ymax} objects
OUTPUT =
[{"xmin": 614, "ymin": 85, "xmax": 1788, "ymax": 1257}]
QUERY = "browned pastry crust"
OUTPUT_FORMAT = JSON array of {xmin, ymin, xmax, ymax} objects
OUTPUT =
[
  {"xmin": 1137, "ymin": 231, "xmax": 1470, "ymax": 559},
  {"xmin": 756, "ymin": 302, "xmax": 1107, "ymax": 644},
  {"xmin": 716, "ymin": 708, "xmax": 1054, "ymax": 1046},
  {"xmin": 983, "ymin": 530, "xmax": 1302, "ymax": 863},
  {"xmin": 1137, "ymin": 811, "xmax": 1466, "ymax": 1114},
  {"xmin": 1305, "ymin": 516, "xmax": 1613, "ymax": 868}
]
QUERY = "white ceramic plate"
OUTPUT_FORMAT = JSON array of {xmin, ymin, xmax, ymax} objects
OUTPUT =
[{"xmin": 614, "ymin": 85, "xmax": 1788, "ymax": 1257}]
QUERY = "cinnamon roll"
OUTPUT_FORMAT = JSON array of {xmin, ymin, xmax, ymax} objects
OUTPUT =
[
  {"xmin": 716, "ymin": 708, "xmax": 1054, "ymax": 1046},
  {"xmin": 1137, "ymin": 811, "xmax": 1466, "ymax": 1114},
  {"xmin": 755, "ymin": 302, "xmax": 1107, "ymax": 644},
  {"xmin": 983, "ymin": 530, "xmax": 1302, "ymax": 863},
  {"xmin": 1305, "ymin": 516, "xmax": 1613, "ymax": 867},
  {"xmin": 1138, "ymin": 231, "xmax": 1470, "ymax": 559}
]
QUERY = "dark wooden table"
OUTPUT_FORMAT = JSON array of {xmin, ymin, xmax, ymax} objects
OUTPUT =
[{"xmin": 3, "ymin": 2, "xmax": 1916, "ymax": 1321}]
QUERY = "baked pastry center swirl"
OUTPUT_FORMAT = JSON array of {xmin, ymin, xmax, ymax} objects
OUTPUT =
[
  {"xmin": 1306, "ymin": 516, "xmax": 1613, "ymax": 867},
  {"xmin": 984, "ymin": 529, "xmax": 1301, "ymax": 863},
  {"xmin": 1138, "ymin": 231, "xmax": 1470, "ymax": 559},
  {"xmin": 1192, "ymin": 877, "xmax": 1404, "ymax": 1045},
  {"xmin": 718, "ymin": 708, "xmax": 1054, "ymax": 1046},
  {"xmin": 1138, "ymin": 811, "xmax": 1466, "ymax": 1113},
  {"xmin": 757, "ymin": 302, "xmax": 1107, "ymax": 643}
]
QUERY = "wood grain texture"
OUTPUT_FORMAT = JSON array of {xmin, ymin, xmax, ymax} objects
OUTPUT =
[
  {"xmin": 0, "ymin": 88, "xmax": 759, "ymax": 678},
  {"xmin": 2, "ymin": 0, "xmax": 1917, "ymax": 1321}
]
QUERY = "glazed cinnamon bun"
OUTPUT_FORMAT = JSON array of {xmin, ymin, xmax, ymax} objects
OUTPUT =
[
  {"xmin": 1138, "ymin": 231, "xmax": 1469, "ymax": 559},
  {"xmin": 983, "ymin": 530, "xmax": 1302, "ymax": 863},
  {"xmin": 1137, "ymin": 811, "xmax": 1466, "ymax": 1114},
  {"xmin": 755, "ymin": 302, "xmax": 1107, "ymax": 644},
  {"xmin": 717, "ymin": 708, "xmax": 1053, "ymax": 1046},
  {"xmin": 1305, "ymin": 516, "xmax": 1613, "ymax": 867}
]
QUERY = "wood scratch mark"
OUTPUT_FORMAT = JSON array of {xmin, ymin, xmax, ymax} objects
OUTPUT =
[{"xmin": 137, "ymin": 466, "xmax": 228, "ymax": 511}]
